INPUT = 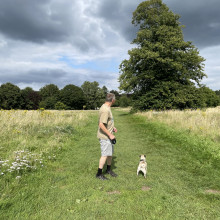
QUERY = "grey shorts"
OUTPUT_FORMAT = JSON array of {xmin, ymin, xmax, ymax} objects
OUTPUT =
[{"xmin": 99, "ymin": 139, "xmax": 114, "ymax": 156}]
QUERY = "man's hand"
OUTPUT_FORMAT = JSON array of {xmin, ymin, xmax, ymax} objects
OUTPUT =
[
  {"xmin": 113, "ymin": 127, "xmax": 117, "ymax": 133},
  {"xmin": 109, "ymin": 134, "xmax": 115, "ymax": 140}
]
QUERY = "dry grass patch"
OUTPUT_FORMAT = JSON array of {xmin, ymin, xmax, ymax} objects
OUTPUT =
[
  {"xmin": 114, "ymin": 107, "xmax": 131, "ymax": 112},
  {"xmin": 141, "ymin": 186, "xmax": 151, "ymax": 191},
  {"xmin": 107, "ymin": 191, "xmax": 121, "ymax": 195},
  {"xmin": 137, "ymin": 107, "xmax": 220, "ymax": 141},
  {"xmin": 205, "ymin": 189, "xmax": 220, "ymax": 195}
]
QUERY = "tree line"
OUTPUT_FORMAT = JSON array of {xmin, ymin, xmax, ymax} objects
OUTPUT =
[
  {"xmin": 0, "ymin": 79, "xmax": 219, "ymax": 111},
  {"xmin": 0, "ymin": 82, "xmax": 131, "ymax": 110}
]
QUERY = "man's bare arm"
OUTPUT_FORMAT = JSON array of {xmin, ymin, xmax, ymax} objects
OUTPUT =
[{"xmin": 99, "ymin": 122, "xmax": 115, "ymax": 140}]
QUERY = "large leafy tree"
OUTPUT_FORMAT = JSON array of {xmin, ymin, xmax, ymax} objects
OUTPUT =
[
  {"xmin": 81, "ymin": 81, "xmax": 108, "ymax": 109},
  {"xmin": 60, "ymin": 84, "xmax": 86, "ymax": 110},
  {"xmin": 21, "ymin": 87, "xmax": 41, "ymax": 110},
  {"xmin": 39, "ymin": 84, "xmax": 60, "ymax": 99},
  {"xmin": 119, "ymin": 0, "xmax": 206, "ymax": 110},
  {"xmin": 198, "ymin": 86, "xmax": 220, "ymax": 107},
  {"xmin": 39, "ymin": 84, "xmax": 60, "ymax": 109},
  {"xmin": 0, "ymin": 83, "xmax": 22, "ymax": 109},
  {"xmin": 81, "ymin": 81, "xmax": 101, "ymax": 109}
]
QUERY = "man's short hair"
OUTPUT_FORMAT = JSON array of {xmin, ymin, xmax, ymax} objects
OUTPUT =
[{"xmin": 106, "ymin": 93, "xmax": 115, "ymax": 102}]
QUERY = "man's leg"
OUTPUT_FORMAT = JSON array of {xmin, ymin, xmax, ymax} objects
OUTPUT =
[
  {"xmin": 107, "ymin": 156, "xmax": 112, "ymax": 166},
  {"xmin": 96, "ymin": 156, "xmax": 109, "ymax": 180},
  {"xmin": 96, "ymin": 139, "xmax": 114, "ymax": 180},
  {"xmin": 99, "ymin": 156, "xmax": 108, "ymax": 169},
  {"xmin": 106, "ymin": 156, "xmax": 117, "ymax": 177}
]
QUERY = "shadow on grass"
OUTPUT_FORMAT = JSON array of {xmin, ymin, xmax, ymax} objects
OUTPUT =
[
  {"xmin": 111, "ymin": 156, "xmax": 117, "ymax": 171},
  {"xmin": 103, "ymin": 156, "xmax": 117, "ymax": 171},
  {"xmin": 117, "ymin": 113, "xmax": 129, "ymax": 117}
]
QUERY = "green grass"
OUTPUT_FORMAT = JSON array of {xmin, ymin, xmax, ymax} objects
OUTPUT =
[{"xmin": 1, "ymin": 109, "xmax": 220, "ymax": 219}]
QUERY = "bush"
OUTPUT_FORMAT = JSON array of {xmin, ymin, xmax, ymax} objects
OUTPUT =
[
  {"xmin": 119, "ymin": 95, "xmax": 131, "ymax": 107},
  {"xmin": 60, "ymin": 84, "xmax": 86, "ymax": 110},
  {"xmin": 55, "ymin": 102, "xmax": 67, "ymax": 110},
  {"xmin": 39, "ymin": 96, "xmax": 58, "ymax": 109}
]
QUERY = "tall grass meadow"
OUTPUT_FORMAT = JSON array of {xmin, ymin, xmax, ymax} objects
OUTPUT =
[
  {"xmin": 0, "ymin": 109, "xmax": 96, "ymax": 179},
  {"xmin": 137, "ymin": 107, "xmax": 220, "ymax": 142}
]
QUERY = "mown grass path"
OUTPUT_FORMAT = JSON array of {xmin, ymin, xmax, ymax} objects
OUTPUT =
[{"xmin": 1, "ymin": 109, "xmax": 220, "ymax": 219}]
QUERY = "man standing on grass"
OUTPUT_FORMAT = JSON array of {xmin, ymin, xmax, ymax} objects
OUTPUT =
[{"xmin": 96, "ymin": 93, "xmax": 117, "ymax": 180}]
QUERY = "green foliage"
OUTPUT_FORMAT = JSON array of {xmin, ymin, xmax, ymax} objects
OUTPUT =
[
  {"xmin": 21, "ymin": 87, "xmax": 41, "ymax": 110},
  {"xmin": 132, "ymin": 83, "xmax": 220, "ymax": 110},
  {"xmin": 198, "ymin": 86, "xmax": 220, "ymax": 107},
  {"xmin": 81, "ymin": 81, "xmax": 106, "ymax": 109},
  {"xmin": 0, "ymin": 89, "xmax": 3, "ymax": 106},
  {"xmin": 119, "ymin": 95, "xmax": 132, "ymax": 107},
  {"xmin": 28, "ymin": 91, "xmax": 41, "ymax": 110},
  {"xmin": 39, "ymin": 84, "xmax": 60, "ymax": 100},
  {"xmin": 39, "ymin": 84, "xmax": 60, "ymax": 109},
  {"xmin": 0, "ymin": 83, "xmax": 22, "ymax": 109},
  {"xmin": 39, "ymin": 96, "xmax": 59, "ymax": 109},
  {"xmin": 132, "ymin": 82, "xmax": 198, "ymax": 110},
  {"xmin": 119, "ymin": 0, "xmax": 207, "ymax": 110},
  {"xmin": 102, "ymin": 86, "xmax": 108, "ymax": 96},
  {"xmin": 54, "ymin": 101, "xmax": 67, "ymax": 110},
  {"xmin": 0, "ymin": 82, "xmax": 111, "ymax": 110},
  {"xmin": 60, "ymin": 84, "xmax": 86, "ymax": 110},
  {"xmin": 215, "ymin": 90, "xmax": 220, "ymax": 97},
  {"xmin": 21, "ymin": 87, "xmax": 34, "ymax": 109}
]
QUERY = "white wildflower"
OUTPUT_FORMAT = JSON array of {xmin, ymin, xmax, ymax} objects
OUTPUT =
[{"xmin": 2, "ymin": 163, "xmax": 9, "ymax": 167}]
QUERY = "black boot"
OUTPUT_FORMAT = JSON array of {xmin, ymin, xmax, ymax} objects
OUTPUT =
[
  {"xmin": 96, "ymin": 168, "xmax": 109, "ymax": 180},
  {"xmin": 106, "ymin": 165, "xmax": 117, "ymax": 177}
]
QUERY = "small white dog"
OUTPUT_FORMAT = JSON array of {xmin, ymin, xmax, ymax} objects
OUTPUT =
[{"xmin": 137, "ymin": 155, "xmax": 147, "ymax": 178}]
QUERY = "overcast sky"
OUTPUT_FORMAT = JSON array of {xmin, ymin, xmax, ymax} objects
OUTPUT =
[{"xmin": 0, "ymin": 0, "xmax": 219, "ymax": 91}]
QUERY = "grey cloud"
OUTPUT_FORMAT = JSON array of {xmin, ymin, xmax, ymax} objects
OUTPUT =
[
  {"xmin": 0, "ymin": 0, "xmax": 73, "ymax": 42},
  {"xmin": 93, "ymin": 0, "xmax": 220, "ymax": 49},
  {"xmin": 0, "ymin": 68, "xmax": 67, "ymax": 85},
  {"xmin": 87, "ymin": 0, "xmax": 143, "ymax": 42},
  {"xmin": 0, "ymin": 0, "xmax": 110, "ymax": 53},
  {"xmin": 1, "ymin": 0, "xmax": 220, "ymax": 49},
  {"xmin": 0, "ymin": 66, "xmax": 119, "ymax": 91},
  {"xmin": 49, "ymin": 70, "xmax": 119, "ymax": 91},
  {"xmin": 0, "ymin": 0, "xmax": 100, "ymax": 52},
  {"xmin": 164, "ymin": 0, "xmax": 220, "ymax": 48}
]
